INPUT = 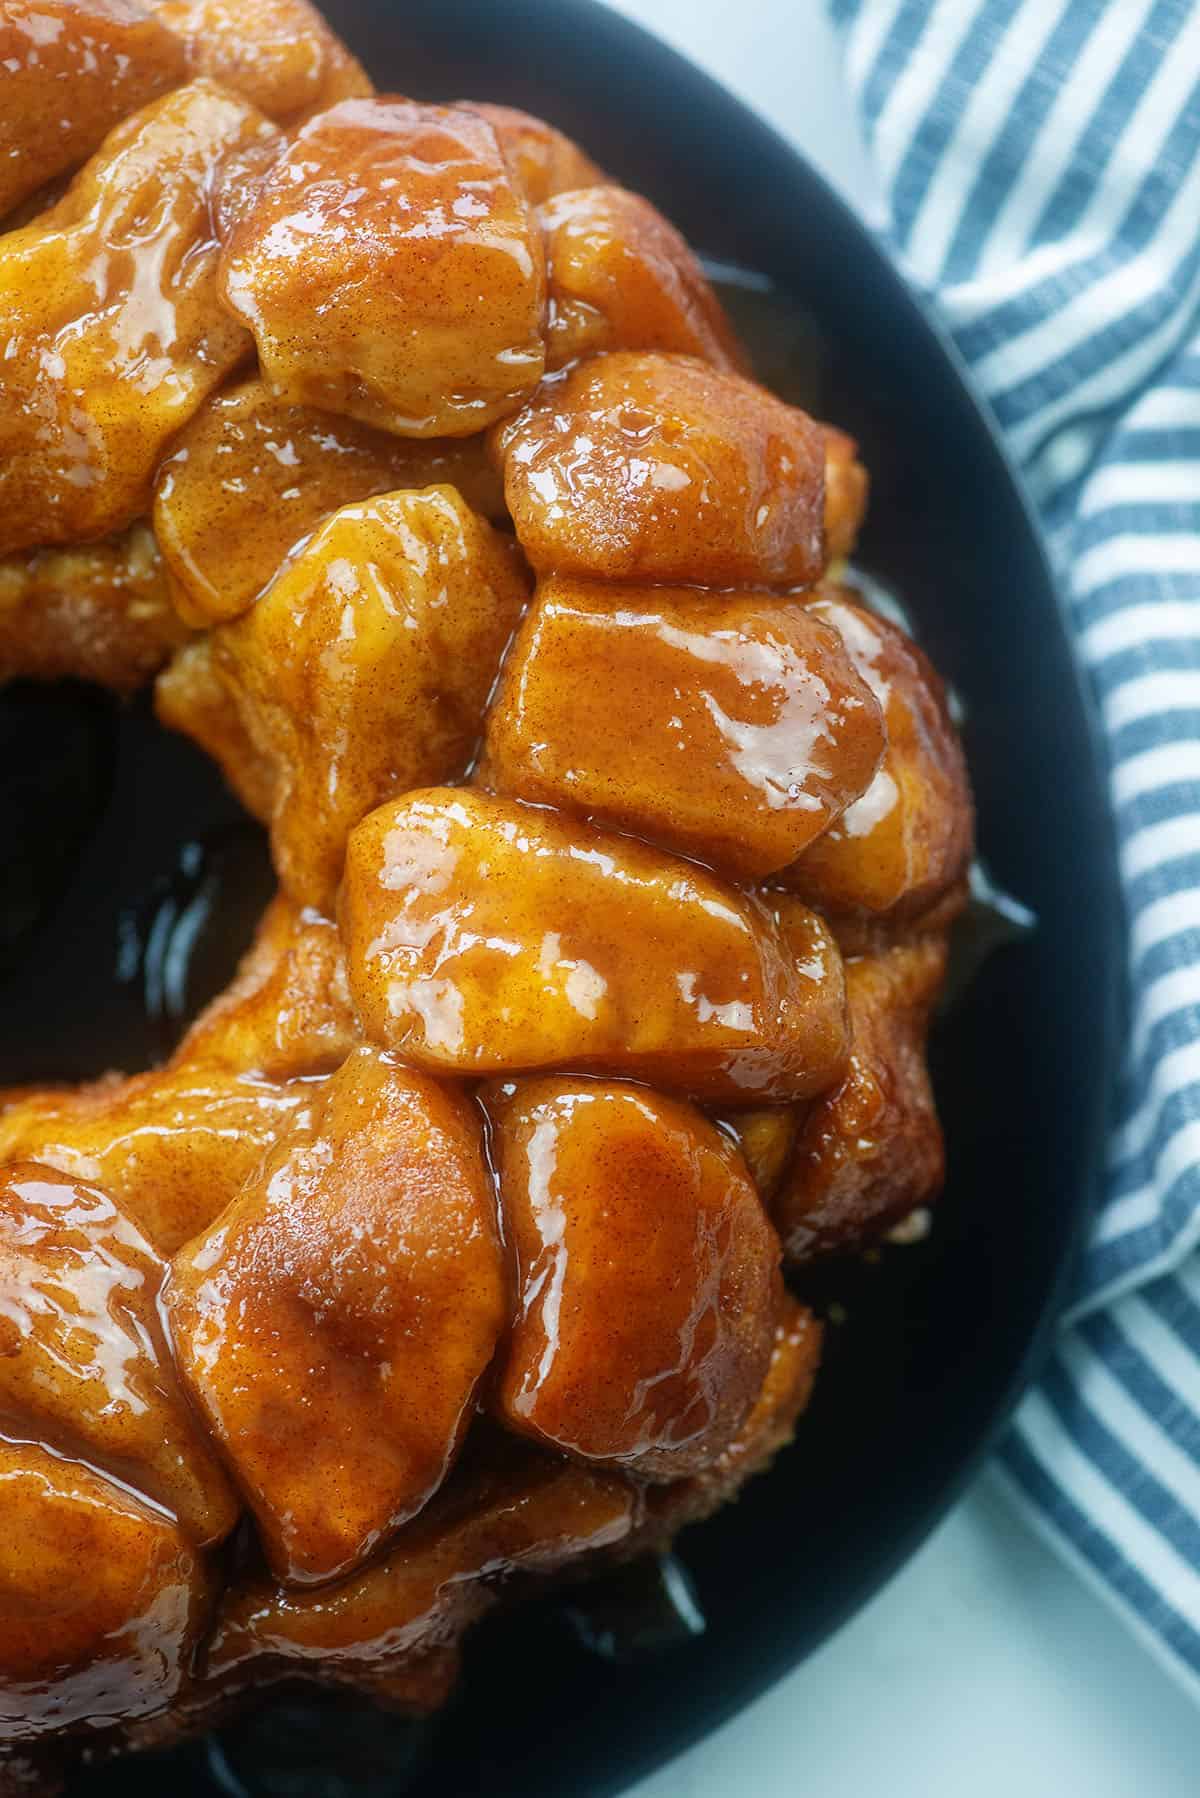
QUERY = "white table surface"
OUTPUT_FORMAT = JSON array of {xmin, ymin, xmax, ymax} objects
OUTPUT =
[{"xmin": 594, "ymin": 2, "xmax": 1200, "ymax": 1793}]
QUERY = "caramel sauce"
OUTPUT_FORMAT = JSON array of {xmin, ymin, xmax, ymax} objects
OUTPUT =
[{"xmin": 0, "ymin": 23, "xmax": 987, "ymax": 1772}]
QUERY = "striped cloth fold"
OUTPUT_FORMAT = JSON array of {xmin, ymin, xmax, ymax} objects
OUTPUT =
[{"xmin": 828, "ymin": 0, "xmax": 1200, "ymax": 1696}]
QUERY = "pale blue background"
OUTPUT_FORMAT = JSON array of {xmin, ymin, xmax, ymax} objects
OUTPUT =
[{"xmin": 592, "ymin": 2, "xmax": 1200, "ymax": 1791}]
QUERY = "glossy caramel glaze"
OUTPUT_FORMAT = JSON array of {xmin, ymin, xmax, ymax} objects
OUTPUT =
[
  {"xmin": 484, "ymin": 1078, "xmax": 780, "ymax": 1478},
  {"xmin": 0, "ymin": 524, "xmax": 189, "ymax": 691},
  {"xmin": 192, "ymin": 486, "xmax": 530, "ymax": 913},
  {"xmin": 209, "ymin": 1437, "xmax": 636, "ymax": 1682},
  {"xmin": 0, "ymin": 1064, "xmax": 325, "ymax": 1254},
  {"xmin": 480, "ymin": 577, "xmax": 885, "ymax": 879},
  {"xmin": 172, "ymin": 893, "xmax": 358, "ymax": 1079},
  {"xmin": 462, "ymin": 102, "xmax": 604, "ymax": 204},
  {"xmin": 155, "ymin": 0, "xmax": 372, "ymax": 124},
  {"xmin": 0, "ymin": 0, "xmax": 186, "ymax": 220},
  {"xmin": 206, "ymin": 113, "xmax": 288, "ymax": 241},
  {"xmin": 207, "ymin": 1314, "xmax": 818, "ymax": 1703},
  {"xmin": 165, "ymin": 1047, "xmax": 505, "ymax": 1586},
  {"xmin": 0, "ymin": 1164, "xmax": 238, "ymax": 1546},
  {"xmin": 0, "ymin": 1438, "xmax": 211, "ymax": 1744},
  {"xmin": 341, "ymin": 787, "xmax": 849, "ymax": 1102},
  {"xmin": 778, "ymin": 590, "xmax": 974, "ymax": 918},
  {"xmin": 645, "ymin": 1296, "xmax": 823, "ymax": 1540},
  {"xmin": 155, "ymin": 636, "xmax": 278, "ymax": 819},
  {"xmin": 540, "ymin": 185, "xmax": 747, "ymax": 371},
  {"xmin": 492, "ymin": 352, "xmax": 827, "ymax": 586},
  {"xmin": 823, "ymin": 427, "xmax": 869, "ymax": 565},
  {"xmin": 220, "ymin": 98, "xmax": 547, "ymax": 438},
  {"xmin": 0, "ymin": 81, "xmax": 278, "ymax": 557},
  {"xmin": 153, "ymin": 377, "xmax": 505, "ymax": 628},
  {"xmin": 0, "ymin": 16, "xmax": 971, "ymax": 1769},
  {"xmin": 772, "ymin": 933, "xmax": 948, "ymax": 1262}
]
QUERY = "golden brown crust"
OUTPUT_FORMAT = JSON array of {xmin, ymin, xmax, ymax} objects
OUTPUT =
[
  {"xmin": 0, "ymin": 12, "xmax": 967, "ymax": 1774},
  {"xmin": 206, "ymin": 1438, "xmax": 640, "ymax": 1692},
  {"xmin": 171, "ymin": 892, "xmax": 358, "ymax": 1079},
  {"xmin": 483, "ymin": 1078, "xmax": 780, "ymax": 1479},
  {"xmin": 462, "ymin": 102, "xmax": 604, "ymax": 205},
  {"xmin": 0, "ymin": 1, "xmax": 187, "ymax": 222},
  {"xmin": 0, "ymin": 82, "xmax": 276, "ymax": 558},
  {"xmin": 539, "ymin": 185, "xmax": 748, "ymax": 372},
  {"xmin": 822, "ymin": 426, "xmax": 870, "ymax": 565},
  {"xmin": 0, "ymin": 526, "xmax": 189, "ymax": 692},
  {"xmin": 154, "ymin": 0, "xmax": 372, "ymax": 124},
  {"xmin": 201, "ymin": 1303, "xmax": 819, "ymax": 1713},
  {"xmin": 641, "ymin": 1298, "xmax": 824, "ymax": 1542},
  {"xmin": 492, "ymin": 352, "xmax": 828, "ymax": 587},
  {"xmin": 772, "ymin": 933, "xmax": 949, "ymax": 1262},
  {"xmin": 480, "ymin": 578, "xmax": 885, "ymax": 880},
  {"xmin": 165, "ymin": 1049, "xmax": 506, "ymax": 1587},
  {"xmin": 713, "ymin": 1107, "xmax": 799, "ymax": 1203},
  {"xmin": 0, "ymin": 1163, "xmax": 239, "ymax": 1545},
  {"xmin": 341, "ymin": 787, "xmax": 850, "ymax": 1104},
  {"xmin": 155, "ymin": 637, "xmax": 278, "ymax": 819},
  {"xmin": 0, "ymin": 1063, "xmax": 325, "ymax": 1255},
  {"xmin": 0, "ymin": 1439, "xmax": 213, "ymax": 1746},
  {"xmin": 778, "ymin": 592, "xmax": 974, "ymax": 920},
  {"xmin": 219, "ymin": 98, "xmax": 547, "ymax": 438},
  {"xmin": 195, "ymin": 488, "xmax": 530, "ymax": 914},
  {"xmin": 153, "ymin": 378, "xmax": 506, "ymax": 629}
]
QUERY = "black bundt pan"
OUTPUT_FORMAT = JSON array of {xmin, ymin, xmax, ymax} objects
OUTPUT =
[{"xmin": 0, "ymin": 3, "xmax": 1122, "ymax": 1793}]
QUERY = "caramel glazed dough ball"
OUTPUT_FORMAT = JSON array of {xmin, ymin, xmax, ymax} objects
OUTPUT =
[{"xmin": 0, "ymin": 2, "xmax": 974, "ymax": 1785}]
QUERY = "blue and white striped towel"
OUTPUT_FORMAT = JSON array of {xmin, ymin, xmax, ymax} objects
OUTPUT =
[{"xmin": 829, "ymin": 0, "xmax": 1200, "ymax": 1695}]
